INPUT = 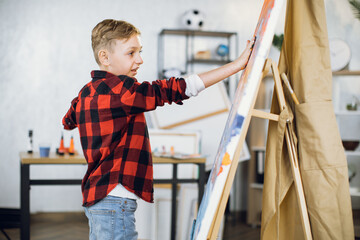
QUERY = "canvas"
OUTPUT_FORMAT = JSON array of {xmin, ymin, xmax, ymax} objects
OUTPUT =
[{"xmin": 190, "ymin": 0, "xmax": 285, "ymax": 238}]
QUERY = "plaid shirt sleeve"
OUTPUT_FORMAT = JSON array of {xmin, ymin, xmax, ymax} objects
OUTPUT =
[
  {"xmin": 63, "ymin": 97, "xmax": 79, "ymax": 130},
  {"xmin": 62, "ymin": 71, "xmax": 189, "ymax": 206},
  {"xmin": 113, "ymin": 74, "xmax": 189, "ymax": 114}
]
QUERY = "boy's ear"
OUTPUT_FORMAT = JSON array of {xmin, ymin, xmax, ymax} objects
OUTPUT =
[{"xmin": 98, "ymin": 49, "xmax": 110, "ymax": 66}]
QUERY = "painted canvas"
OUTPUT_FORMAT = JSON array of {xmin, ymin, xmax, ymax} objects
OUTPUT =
[{"xmin": 190, "ymin": 0, "xmax": 285, "ymax": 239}]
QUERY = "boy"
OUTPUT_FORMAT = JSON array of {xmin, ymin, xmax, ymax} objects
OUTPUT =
[{"xmin": 63, "ymin": 19, "xmax": 253, "ymax": 240}]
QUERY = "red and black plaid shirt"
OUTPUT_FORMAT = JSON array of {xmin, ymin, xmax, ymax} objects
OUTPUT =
[{"xmin": 63, "ymin": 70, "xmax": 188, "ymax": 206}]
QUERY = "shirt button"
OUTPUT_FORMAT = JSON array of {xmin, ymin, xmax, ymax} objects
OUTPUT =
[
  {"xmin": 124, "ymin": 201, "xmax": 127, "ymax": 204},
  {"xmin": 122, "ymin": 209, "xmax": 125, "ymax": 212}
]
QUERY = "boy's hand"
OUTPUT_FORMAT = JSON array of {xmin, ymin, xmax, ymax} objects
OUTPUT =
[
  {"xmin": 198, "ymin": 37, "xmax": 255, "ymax": 89},
  {"xmin": 235, "ymin": 37, "xmax": 255, "ymax": 71}
]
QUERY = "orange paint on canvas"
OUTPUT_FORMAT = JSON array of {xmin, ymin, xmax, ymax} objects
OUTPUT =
[
  {"xmin": 222, "ymin": 152, "xmax": 231, "ymax": 166},
  {"xmin": 218, "ymin": 166, "xmax": 223, "ymax": 176}
]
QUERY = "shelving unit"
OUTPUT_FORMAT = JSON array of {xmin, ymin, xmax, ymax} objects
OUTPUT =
[
  {"xmin": 247, "ymin": 147, "xmax": 265, "ymax": 226},
  {"xmin": 332, "ymin": 70, "xmax": 360, "ymax": 198},
  {"xmin": 157, "ymin": 29, "xmax": 238, "ymax": 94},
  {"xmin": 335, "ymin": 111, "xmax": 360, "ymax": 115},
  {"xmin": 346, "ymin": 151, "xmax": 360, "ymax": 157},
  {"xmin": 246, "ymin": 74, "xmax": 273, "ymax": 226}
]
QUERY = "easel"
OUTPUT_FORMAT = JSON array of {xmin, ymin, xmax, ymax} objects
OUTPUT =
[{"xmin": 206, "ymin": 58, "xmax": 313, "ymax": 240}]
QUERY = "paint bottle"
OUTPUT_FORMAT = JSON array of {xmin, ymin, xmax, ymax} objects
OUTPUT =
[
  {"xmin": 27, "ymin": 130, "xmax": 33, "ymax": 154},
  {"xmin": 58, "ymin": 133, "xmax": 65, "ymax": 156},
  {"xmin": 69, "ymin": 136, "xmax": 75, "ymax": 155}
]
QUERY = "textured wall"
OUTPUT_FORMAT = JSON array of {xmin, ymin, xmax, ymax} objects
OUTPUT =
[
  {"xmin": 0, "ymin": 0, "xmax": 359, "ymax": 232},
  {"xmin": 0, "ymin": 1, "xmax": 271, "ymax": 237},
  {"xmin": 0, "ymin": 0, "xmax": 265, "ymax": 211}
]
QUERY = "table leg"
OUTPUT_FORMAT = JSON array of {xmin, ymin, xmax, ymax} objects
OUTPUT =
[
  {"xmin": 20, "ymin": 164, "xmax": 30, "ymax": 240},
  {"xmin": 198, "ymin": 163, "xmax": 205, "ymax": 208},
  {"xmin": 170, "ymin": 164, "xmax": 177, "ymax": 240}
]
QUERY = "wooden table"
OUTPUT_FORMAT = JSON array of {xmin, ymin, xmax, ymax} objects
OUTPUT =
[{"xmin": 20, "ymin": 152, "xmax": 206, "ymax": 240}]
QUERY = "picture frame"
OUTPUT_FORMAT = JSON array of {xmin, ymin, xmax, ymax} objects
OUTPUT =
[{"xmin": 149, "ymin": 128, "xmax": 201, "ymax": 179}]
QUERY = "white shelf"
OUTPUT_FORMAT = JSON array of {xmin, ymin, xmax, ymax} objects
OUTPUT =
[
  {"xmin": 332, "ymin": 70, "xmax": 360, "ymax": 76},
  {"xmin": 345, "ymin": 151, "xmax": 360, "ymax": 157},
  {"xmin": 350, "ymin": 187, "xmax": 360, "ymax": 197},
  {"xmin": 335, "ymin": 111, "xmax": 360, "ymax": 116},
  {"xmin": 250, "ymin": 183, "xmax": 264, "ymax": 189},
  {"xmin": 251, "ymin": 146, "xmax": 266, "ymax": 152}
]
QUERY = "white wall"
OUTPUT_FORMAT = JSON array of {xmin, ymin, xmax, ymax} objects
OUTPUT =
[
  {"xmin": 0, "ymin": 1, "xmax": 270, "ymax": 238},
  {"xmin": 0, "ymin": 0, "xmax": 271, "ymax": 212},
  {"xmin": 0, "ymin": 0, "xmax": 359, "ymax": 227}
]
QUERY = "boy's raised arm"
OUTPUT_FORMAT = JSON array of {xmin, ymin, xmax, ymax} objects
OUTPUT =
[{"xmin": 198, "ymin": 38, "xmax": 254, "ymax": 88}]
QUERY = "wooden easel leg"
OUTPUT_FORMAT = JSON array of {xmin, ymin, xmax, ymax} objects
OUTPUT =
[
  {"xmin": 284, "ymin": 123, "xmax": 313, "ymax": 239},
  {"xmin": 269, "ymin": 60, "xmax": 313, "ymax": 240}
]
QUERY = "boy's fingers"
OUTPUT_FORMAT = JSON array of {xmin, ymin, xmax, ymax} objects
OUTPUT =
[{"xmin": 250, "ymin": 36, "xmax": 256, "ymax": 49}]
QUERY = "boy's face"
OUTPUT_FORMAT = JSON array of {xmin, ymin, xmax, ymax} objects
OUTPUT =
[{"xmin": 103, "ymin": 34, "xmax": 143, "ymax": 77}]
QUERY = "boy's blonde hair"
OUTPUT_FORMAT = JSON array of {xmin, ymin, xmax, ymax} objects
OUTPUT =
[{"xmin": 91, "ymin": 19, "xmax": 140, "ymax": 65}]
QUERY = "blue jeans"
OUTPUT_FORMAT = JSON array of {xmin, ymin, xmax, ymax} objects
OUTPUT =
[{"xmin": 84, "ymin": 195, "xmax": 138, "ymax": 240}]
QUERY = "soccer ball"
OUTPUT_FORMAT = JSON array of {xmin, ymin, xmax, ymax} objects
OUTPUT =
[{"xmin": 182, "ymin": 9, "xmax": 205, "ymax": 30}]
